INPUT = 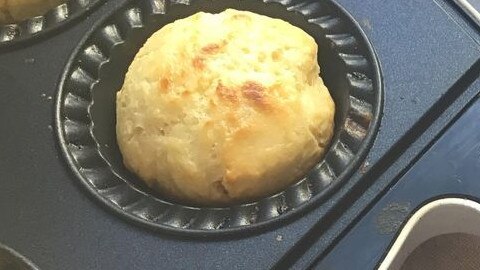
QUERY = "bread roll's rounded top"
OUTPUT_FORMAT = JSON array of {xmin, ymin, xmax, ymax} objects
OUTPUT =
[{"xmin": 116, "ymin": 9, "xmax": 335, "ymax": 205}]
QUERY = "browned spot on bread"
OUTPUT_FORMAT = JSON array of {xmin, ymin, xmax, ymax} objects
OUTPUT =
[
  {"xmin": 182, "ymin": 91, "xmax": 191, "ymax": 97},
  {"xmin": 201, "ymin": 43, "xmax": 221, "ymax": 54},
  {"xmin": 272, "ymin": 50, "xmax": 282, "ymax": 61},
  {"xmin": 231, "ymin": 13, "xmax": 251, "ymax": 21},
  {"xmin": 192, "ymin": 57, "xmax": 205, "ymax": 70},
  {"xmin": 158, "ymin": 78, "xmax": 170, "ymax": 92},
  {"xmin": 216, "ymin": 81, "xmax": 238, "ymax": 103},
  {"xmin": 241, "ymin": 81, "xmax": 266, "ymax": 104}
]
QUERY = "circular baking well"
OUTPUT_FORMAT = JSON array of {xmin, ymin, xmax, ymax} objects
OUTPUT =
[
  {"xmin": 55, "ymin": 0, "xmax": 382, "ymax": 235},
  {"xmin": 0, "ymin": 0, "xmax": 104, "ymax": 47}
]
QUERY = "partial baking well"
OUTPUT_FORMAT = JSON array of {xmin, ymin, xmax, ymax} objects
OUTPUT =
[
  {"xmin": 379, "ymin": 198, "xmax": 480, "ymax": 270},
  {"xmin": 55, "ymin": 0, "xmax": 382, "ymax": 235},
  {"xmin": 0, "ymin": 244, "xmax": 39, "ymax": 270},
  {"xmin": 0, "ymin": 0, "xmax": 104, "ymax": 47}
]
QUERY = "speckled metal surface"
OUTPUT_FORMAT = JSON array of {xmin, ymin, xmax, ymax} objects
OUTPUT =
[{"xmin": 0, "ymin": 0, "xmax": 478, "ymax": 269}]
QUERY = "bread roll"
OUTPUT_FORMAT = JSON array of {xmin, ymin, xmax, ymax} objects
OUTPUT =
[
  {"xmin": 116, "ymin": 9, "xmax": 335, "ymax": 205},
  {"xmin": 0, "ymin": 0, "xmax": 65, "ymax": 24}
]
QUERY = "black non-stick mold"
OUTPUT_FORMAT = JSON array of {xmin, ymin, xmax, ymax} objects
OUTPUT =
[
  {"xmin": 55, "ymin": 0, "xmax": 383, "ymax": 236},
  {"xmin": 0, "ymin": 0, "xmax": 104, "ymax": 47},
  {"xmin": 0, "ymin": 243, "xmax": 39, "ymax": 270}
]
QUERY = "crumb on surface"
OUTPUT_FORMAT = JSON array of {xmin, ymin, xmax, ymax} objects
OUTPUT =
[{"xmin": 360, "ymin": 160, "xmax": 370, "ymax": 174}]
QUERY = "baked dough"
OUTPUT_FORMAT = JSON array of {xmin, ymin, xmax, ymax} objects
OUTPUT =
[
  {"xmin": 0, "ymin": 0, "xmax": 65, "ymax": 24},
  {"xmin": 116, "ymin": 9, "xmax": 335, "ymax": 205}
]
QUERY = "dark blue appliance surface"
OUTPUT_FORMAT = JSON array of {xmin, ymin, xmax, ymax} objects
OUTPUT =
[
  {"xmin": 0, "ymin": 0, "xmax": 479, "ymax": 269},
  {"xmin": 316, "ymin": 91, "xmax": 480, "ymax": 270}
]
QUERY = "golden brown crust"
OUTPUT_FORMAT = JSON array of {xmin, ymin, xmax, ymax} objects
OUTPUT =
[
  {"xmin": 201, "ymin": 43, "xmax": 222, "ymax": 54},
  {"xmin": 241, "ymin": 81, "xmax": 267, "ymax": 107},
  {"xmin": 192, "ymin": 57, "xmax": 205, "ymax": 70},
  {"xmin": 216, "ymin": 82, "xmax": 238, "ymax": 103},
  {"xmin": 116, "ymin": 9, "xmax": 335, "ymax": 205}
]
